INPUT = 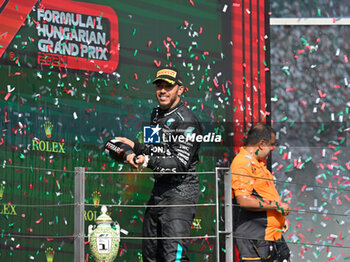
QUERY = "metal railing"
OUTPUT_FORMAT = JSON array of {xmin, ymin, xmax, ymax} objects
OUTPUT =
[
  {"xmin": 2, "ymin": 164, "xmax": 350, "ymax": 260},
  {"xmin": 73, "ymin": 167, "xmax": 233, "ymax": 262}
]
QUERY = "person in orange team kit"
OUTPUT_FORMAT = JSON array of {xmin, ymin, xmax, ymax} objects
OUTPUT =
[{"xmin": 231, "ymin": 123, "xmax": 291, "ymax": 262}]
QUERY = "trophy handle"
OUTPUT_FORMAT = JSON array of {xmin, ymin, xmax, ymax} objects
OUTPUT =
[
  {"xmin": 88, "ymin": 225, "xmax": 93, "ymax": 243},
  {"xmin": 113, "ymin": 223, "xmax": 120, "ymax": 241}
]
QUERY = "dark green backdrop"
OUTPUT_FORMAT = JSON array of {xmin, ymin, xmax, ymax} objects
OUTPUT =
[{"xmin": 0, "ymin": 0, "xmax": 233, "ymax": 261}]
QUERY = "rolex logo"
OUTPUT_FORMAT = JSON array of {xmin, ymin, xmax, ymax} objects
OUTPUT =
[
  {"xmin": 92, "ymin": 190, "xmax": 101, "ymax": 208},
  {"xmin": 31, "ymin": 121, "xmax": 66, "ymax": 154},
  {"xmin": 191, "ymin": 218, "xmax": 202, "ymax": 230},
  {"xmin": 0, "ymin": 184, "xmax": 5, "ymax": 200},
  {"xmin": 44, "ymin": 121, "xmax": 53, "ymax": 138},
  {"xmin": 45, "ymin": 247, "xmax": 55, "ymax": 262}
]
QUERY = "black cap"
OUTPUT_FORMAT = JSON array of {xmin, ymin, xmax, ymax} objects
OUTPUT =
[{"xmin": 152, "ymin": 67, "xmax": 183, "ymax": 86}]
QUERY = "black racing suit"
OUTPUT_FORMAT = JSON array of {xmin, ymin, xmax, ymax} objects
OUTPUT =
[{"xmin": 133, "ymin": 101, "xmax": 202, "ymax": 262}]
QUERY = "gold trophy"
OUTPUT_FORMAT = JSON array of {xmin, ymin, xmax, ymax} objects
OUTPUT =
[{"xmin": 88, "ymin": 206, "xmax": 120, "ymax": 262}]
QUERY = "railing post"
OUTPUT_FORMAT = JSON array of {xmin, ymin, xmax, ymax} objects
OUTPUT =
[
  {"xmin": 215, "ymin": 168, "xmax": 220, "ymax": 262},
  {"xmin": 224, "ymin": 168, "xmax": 233, "ymax": 262},
  {"xmin": 74, "ymin": 167, "xmax": 85, "ymax": 262}
]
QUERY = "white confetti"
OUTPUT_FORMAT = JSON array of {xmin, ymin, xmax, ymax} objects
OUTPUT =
[
  {"xmin": 336, "ymin": 48, "xmax": 340, "ymax": 56},
  {"xmin": 121, "ymin": 228, "xmax": 128, "ymax": 235}
]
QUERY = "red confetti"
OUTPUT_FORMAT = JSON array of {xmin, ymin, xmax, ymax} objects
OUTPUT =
[
  {"xmin": 301, "ymin": 184, "xmax": 307, "ymax": 192},
  {"xmin": 128, "ymin": 109, "xmax": 135, "ymax": 118},
  {"xmin": 4, "ymin": 93, "xmax": 11, "ymax": 101},
  {"xmin": 318, "ymin": 89, "xmax": 327, "ymax": 97},
  {"xmin": 153, "ymin": 60, "xmax": 161, "ymax": 67}
]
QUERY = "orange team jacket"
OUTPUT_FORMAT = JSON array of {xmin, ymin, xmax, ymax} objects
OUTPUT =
[{"xmin": 231, "ymin": 147, "xmax": 285, "ymax": 241}]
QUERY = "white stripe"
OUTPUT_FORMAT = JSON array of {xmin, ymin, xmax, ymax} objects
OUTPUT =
[
  {"xmin": 270, "ymin": 17, "xmax": 350, "ymax": 26},
  {"xmin": 164, "ymin": 106, "xmax": 180, "ymax": 117}
]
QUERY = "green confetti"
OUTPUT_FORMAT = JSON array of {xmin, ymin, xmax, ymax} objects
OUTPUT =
[
  {"xmin": 283, "ymin": 69, "xmax": 290, "ymax": 76},
  {"xmin": 286, "ymin": 163, "xmax": 293, "ymax": 172},
  {"xmin": 300, "ymin": 37, "xmax": 309, "ymax": 45},
  {"xmin": 305, "ymin": 156, "xmax": 312, "ymax": 163}
]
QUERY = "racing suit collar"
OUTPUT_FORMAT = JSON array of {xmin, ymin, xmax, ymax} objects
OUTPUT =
[{"xmin": 158, "ymin": 101, "xmax": 183, "ymax": 116}]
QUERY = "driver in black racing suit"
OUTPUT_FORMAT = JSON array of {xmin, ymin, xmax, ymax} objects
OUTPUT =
[{"xmin": 117, "ymin": 67, "xmax": 202, "ymax": 261}]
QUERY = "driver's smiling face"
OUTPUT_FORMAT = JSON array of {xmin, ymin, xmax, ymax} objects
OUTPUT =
[{"xmin": 155, "ymin": 80, "xmax": 183, "ymax": 110}]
